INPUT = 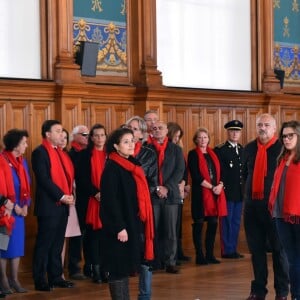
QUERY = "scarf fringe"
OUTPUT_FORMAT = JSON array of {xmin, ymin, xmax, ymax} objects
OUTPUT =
[{"xmin": 284, "ymin": 215, "xmax": 300, "ymax": 224}]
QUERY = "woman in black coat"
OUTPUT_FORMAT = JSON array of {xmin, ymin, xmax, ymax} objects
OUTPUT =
[{"xmin": 100, "ymin": 127, "xmax": 154, "ymax": 300}]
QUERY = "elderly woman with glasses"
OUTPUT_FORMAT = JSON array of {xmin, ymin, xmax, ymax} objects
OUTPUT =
[{"xmin": 269, "ymin": 120, "xmax": 300, "ymax": 300}]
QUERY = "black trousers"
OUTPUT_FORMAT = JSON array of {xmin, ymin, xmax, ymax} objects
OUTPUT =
[
  {"xmin": 244, "ymin": 200, "xmax": 289, "ymax": 297},
  {"xmin": 33, "ymin": 213, "xmax": 68, "ymax": 285}
]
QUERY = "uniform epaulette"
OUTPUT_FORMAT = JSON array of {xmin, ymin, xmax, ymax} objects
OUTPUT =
[{"xmin": 215, "ymin": 142, "xmax": 225, "ymax": 148}]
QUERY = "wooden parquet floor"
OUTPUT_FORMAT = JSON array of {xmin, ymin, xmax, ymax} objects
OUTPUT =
[{"xmin": 7, "ymin": 253, "xmax": 278, "ymax": 300}]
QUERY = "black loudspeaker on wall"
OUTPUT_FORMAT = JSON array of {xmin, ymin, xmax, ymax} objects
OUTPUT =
[
  {"xmin": 75, "ymin": 41, "xmax": 99, "ymax": 76},
  {"xmin": 274, "ymin": 69, "xmax": 285, "ymax": 89}
]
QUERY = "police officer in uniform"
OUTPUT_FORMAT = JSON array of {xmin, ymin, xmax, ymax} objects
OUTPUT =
[{"xmin": 214, "ymin": 120, "xmax": 244, "ymax": 259}]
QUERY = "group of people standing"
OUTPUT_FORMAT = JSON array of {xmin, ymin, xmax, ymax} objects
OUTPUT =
[{"xmin": 0, "ymin": 112, "xmax": 299, "ymax": 300}]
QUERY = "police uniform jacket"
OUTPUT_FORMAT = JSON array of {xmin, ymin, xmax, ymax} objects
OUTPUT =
[{"xmin": 214, "ymin": 141, "xmax": 244, "ymax": 202}]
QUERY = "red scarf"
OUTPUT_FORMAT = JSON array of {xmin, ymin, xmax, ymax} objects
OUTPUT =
[
  {"xmin": 151, "ymin": 137, "xmax": 168, "ymax": 185},
  {"xmin": 269, "ymin": 156, "xmax": 300, "ymax": 223},
  {"xmin": 2, "ymin": 151, "xmax": 30, "ymax": 205},
  {"xmin": 0, "ymin": 206, "xmax": 15, "ymax": 235},
  {"xmin": 42, "ymin": 139, "xmax": 74, "ymax": 196},
  {"xmin": 0, "ymin": 154, "xmax": 16, "ymax": 202},
  {"xmin": 146, "ymin": 135, "xmax": 154, "ymax": 145},
  {"xmin": 195, "ymin": 147, "xmax": 227, "ymax": 217},
  {"xmin": 252, "ymin": 136, "xmax": 277, "ymax": 200},
  {"xmin": 109, "ymin": 152, "xmax": 154, "ymax": 260},
  {"xmin": 133, "ymin": 141, "xmax": 142, "ymax": 157},
  {"xmin": 71, "ymin": 141, "xmax": 84, "ymax": 152},
  {"xmin": 86, "ymin": 148, "xmax": 106, "ymax": 230}
]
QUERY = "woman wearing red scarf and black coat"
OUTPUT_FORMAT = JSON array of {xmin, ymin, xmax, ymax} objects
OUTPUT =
[
  {"xmin": 75, "ymin": 123, "xmax": 107, "ymax": 283},
  {"xmin": 188, "ymin": 127, "xmax": 227, "ymax": 265},
  {"xmin": 100, "ymin": 127, "xmax": 154, "ymax": 300},
  {"xmin": 243, "ymin": 114, "xmax": 288, "ymax": 300}
]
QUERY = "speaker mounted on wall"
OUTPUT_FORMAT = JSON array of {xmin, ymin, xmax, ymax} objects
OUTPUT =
[
  {"xmin": 75, "ymin": 41, "xmax": 99, "ymax": 77},
  {"xmin": 274, "ymin": 68, "xmax": 285, "ymax": 89}
]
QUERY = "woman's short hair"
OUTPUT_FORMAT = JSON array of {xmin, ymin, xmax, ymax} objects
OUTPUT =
[
  {"xmin": 192, "ymin": 127, "xmax": 210, "ymax": 146},
  {"xmin": 3, "ymin": 129, "xmax": 29, "ymax": 151},
  {"xmin": 125, "ymin": 116, "xmax": 147, "ymax": 134},
  {"xmin": 105, "ymin": 127, "xmax": 133, "ymax": 154}
]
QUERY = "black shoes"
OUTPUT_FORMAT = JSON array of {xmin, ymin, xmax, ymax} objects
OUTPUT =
[
  {"xmin": 206, "ymin": 257, "xmax": 221, "ymax": 264},
  {"xmin": 222, "ymin": 252, "xmax": 244, "ymax": 259},
  {"xmin": 35, "ymin": 279, "xmax": 74, "ymax": 291},
  {"xmin": 51, "ymin": 279, "xmax": 74, "ymax": 288}
]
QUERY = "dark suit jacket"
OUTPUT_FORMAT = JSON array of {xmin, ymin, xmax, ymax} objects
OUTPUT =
[
  {"xmin": 31, "ymin": 145, "xmax": 68, "ymax": 217},
  {"xmin": 152, "ymin": 141, "xmax": 185, "ymax": 205}
]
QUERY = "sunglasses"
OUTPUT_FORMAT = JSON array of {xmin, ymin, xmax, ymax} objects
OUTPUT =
[
  {"xmin": 281, "ymin": 133, "xmax": 297, "ymax": 140},
  {"xmin": 79, "ymin": 132, "xmax": 89, "ymax": 137}
]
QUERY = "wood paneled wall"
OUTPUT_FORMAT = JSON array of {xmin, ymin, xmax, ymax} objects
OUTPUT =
[{"xmin": 1, "ymin": 0, "xmax": 300, "ymax": 271}]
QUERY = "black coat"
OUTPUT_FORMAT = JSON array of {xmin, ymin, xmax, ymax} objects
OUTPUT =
[
  {"xmin": 74, "ymin": 147, "xmax": 100, "ymax": 227},
  {"xmin": 100, "ymin": 157, "xmax": 141, "ymax": 278},
  {"xmin": 136, "ymin": 144, "xmax": 158, "ymax": 198},
  {"xmin": 214, "ymin": 141, "xmax": 244, "ymax": 202}
]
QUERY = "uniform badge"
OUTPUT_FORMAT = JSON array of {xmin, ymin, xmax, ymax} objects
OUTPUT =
[{"xmin": 229, "ymin": 161, "xmax": 233, "ymax": 168}]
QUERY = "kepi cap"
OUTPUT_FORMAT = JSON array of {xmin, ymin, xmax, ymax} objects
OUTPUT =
[{"xmin": 224, "ymin": 120, "xmax": 243, "ymax": 130}]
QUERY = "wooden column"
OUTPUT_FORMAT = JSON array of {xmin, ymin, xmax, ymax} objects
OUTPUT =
[
  {"xmin": 54, "ymin": 0, "xmax": 81, "ymax": 84},
  {"xmin": 137, "ymin": 0, "xmax": 162, "ymax": 87},
  {"xmin": 258, "ymin": 0, "xmax": 281, "ymax": 93}
]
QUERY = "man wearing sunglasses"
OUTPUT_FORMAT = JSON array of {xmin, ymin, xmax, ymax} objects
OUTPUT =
[{"xmin": 68, "ymin": 125, "xmax": 90, "ymax": 281}]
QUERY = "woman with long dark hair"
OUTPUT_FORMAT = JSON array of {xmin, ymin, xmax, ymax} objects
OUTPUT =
[{"xmin": 76, "ymin": 123, "xmax": 107, "ymax": 283}]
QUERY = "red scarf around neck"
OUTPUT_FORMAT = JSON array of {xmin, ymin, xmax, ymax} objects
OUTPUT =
[
  {"xmin": 0, "ymin": 154, "xmax": 16, "ymax": 202},
  {"xmin": 252, "ymin": 136, "xmax": 277, "ymax": 200},
  {"xmin": 71, "ymin": 141, "xmax": 84, "ymax": 152},
  {"xmin": 151, "ymin": 137, "xmax": 168, "ymax": 185},
  {"xmin": 2, "ymin": 150, "xmax": 30, "ymax": 205},
  {"xmin": 109, "ymin": 152, "xmax": 154, "ymax": 260},
  {"xmin": 195, "ymin": 147, "xmax": 227, "ymax": 217},
  {"xmin": 133, "ymin": 141, "xmax": 142, "ymax": 157},
  {"xmin": 42, "ymin": 139, "xmax": 74, "ymax": 196},
  {"xmin": 86, "ymin": 147, "xmax": 106, "ymax": 230},
  {"xmin": 269, "ymin": 156, "xmax": 300, "ymax": 223}
]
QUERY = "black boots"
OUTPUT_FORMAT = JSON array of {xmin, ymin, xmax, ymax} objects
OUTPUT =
[
  {"xmin": 192, "ymin": 222, "xmax": 207, "ymax": 265},
  {"xmin": 91, "ymin": 265, "xmax": 102, "ymax": 284},
  {"xmin": 108, "ymin": 277, "xmax": 130, "ymax": 300}
]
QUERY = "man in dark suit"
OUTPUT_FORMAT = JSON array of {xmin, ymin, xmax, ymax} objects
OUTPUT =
[
  {"xmin": 68, "ymin": 125, "xmax": 90, "ymax": 280},
  {"xmin": 150, "ymin": 121, "xmax": 185, "ymax": 274},
  {"xmin": 32, "ymin": 120, "xmax": 75, "ymax": 291},
  {"xmin": 214, "ymin": 120, "xmax": 244, "ymax": 259}
]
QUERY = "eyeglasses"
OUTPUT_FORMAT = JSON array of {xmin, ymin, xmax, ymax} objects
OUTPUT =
[
  {"xmin": 281, "ymin": 133, "xmax": 297, "ymax": 140},
  {"xmin": 79, "ymin": 132, "xmax": 89, "ymax": 137}
]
